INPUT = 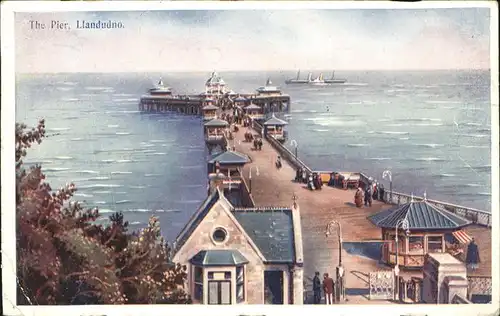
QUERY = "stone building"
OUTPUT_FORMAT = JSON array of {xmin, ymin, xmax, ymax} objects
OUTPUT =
[{"xmin": 172, "ymin": 188, "xmax": 304, "ymax": 305}]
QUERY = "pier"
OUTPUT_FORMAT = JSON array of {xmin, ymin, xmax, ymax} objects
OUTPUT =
[
  {"xmin": 139, "ymin": 73, "xmax": 291, "ymax": 116},
  {"xmin": 165, "ymin": 73, "xmax": 492, "ymax": 304},
  {"xmin": 224, "ymin": 119, "xmax": 492, "ymax": 303}
]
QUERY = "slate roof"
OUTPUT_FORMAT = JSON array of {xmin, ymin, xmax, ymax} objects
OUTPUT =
[
  {"xmin": 232, "ymin": 208, "xmax": 295, "ymax": 263},
  {"xmin": 189, "ymin": 249, "xmax": 249, "ymax": 266},
  {"xmin": 174, "ymin": 190, "xmax": 220, "ymax": 252},
  {"xmin": 368, "ymin": 200, "xmax": 472, "ymax": 230},
  {"xmin": 234, "ymin": 96, "xmax": 247, "ymax": 102},
  {"xmin": 204, "ymin": 118, "xmax": 229, "ymax": 127},
  {"xmin": 245, "ymin": 104, "xmax": 262, "ymax": 110},
  {"xmin": 202, "ymin": 104, "xmax": 219, "ymax": 110},
  {"xmin": 208, "ymin": 150, "xmax": 250, "ymax": 165},
  {"xmin": 263, "ymin": 114, "xmax": 288, "ymax": 126}
]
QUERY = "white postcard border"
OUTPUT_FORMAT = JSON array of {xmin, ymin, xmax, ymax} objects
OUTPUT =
[{"xmin": 1, "ymin": 1, "xmax": 499, "ymax": 316}]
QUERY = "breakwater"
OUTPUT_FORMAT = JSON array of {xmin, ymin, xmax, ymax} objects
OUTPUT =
[{"xmin": 252, "ymin": 121, "xmax": 492, "ymax": 228}]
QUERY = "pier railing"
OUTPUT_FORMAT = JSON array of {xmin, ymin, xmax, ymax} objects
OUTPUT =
[
  {"xmin": 249, "ymin": 123, "xmax": 491, "ymax": 228},
  {"xmin": 253, "ymin": 121, "xmax": 312, "ymax": 174}
]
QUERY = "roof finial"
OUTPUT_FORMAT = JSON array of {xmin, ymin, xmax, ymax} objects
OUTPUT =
[{"xmin": 423, "ymin": 190, "xmax": 427, "ymax": 201}]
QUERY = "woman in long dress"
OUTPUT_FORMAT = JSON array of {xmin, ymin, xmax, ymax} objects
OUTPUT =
[{"xmin": 354, "ymin": 187, "xmax": 363, "ymax": 207}]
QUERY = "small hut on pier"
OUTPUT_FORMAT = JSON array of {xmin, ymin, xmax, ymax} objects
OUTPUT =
[
  {"xmin": 368, "ymin": 197, "xmax": 472, "ymax": 269},
  {"xmin": 234, "ymin": 96, "xmax": 247, "ymax": 108},
  {"xmin": 204, "ymin": 118, "xmax": 229, "ymax": 144},
  {"xmin": 244, "ymin": 103, "xmax": 264, "ymax": 121},
  {"xmin": 208, "ymin": 150, "xmax": 250, "ymax": 179},
  {"xmin": 202, "ymin": 104, "xmax": 219, "ymax": 121},
  {"xmin": 263, "ymin": 114, "xmax": 288, "ymax": 142}
]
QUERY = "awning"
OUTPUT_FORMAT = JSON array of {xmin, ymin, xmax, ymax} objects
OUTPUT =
[{"xmin": 452, "ymin": 230, "xmax": 472, "ymax": 244}]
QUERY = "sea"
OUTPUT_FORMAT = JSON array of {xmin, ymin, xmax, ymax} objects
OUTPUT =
[{"xmin": 15, "ymin": 70, "xmax": 492, "ymax": 242}]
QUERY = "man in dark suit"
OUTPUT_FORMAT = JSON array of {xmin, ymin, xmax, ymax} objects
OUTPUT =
[
  {"xmin": 312, "ymin": 272, "xmax": 321, "ymax": 304},
  {"xmin": 322, "ymin": 273, "xmax": 335, "ymax": 304}
]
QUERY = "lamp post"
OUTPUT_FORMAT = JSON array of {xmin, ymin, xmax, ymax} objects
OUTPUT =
[
  {"xmin": 290, "ymin": 139, "xmax": 298, "ymax": 160},
  {"xmin": 249, "ymin": 166, "xmax": 260, "ymax": 194},
  {"xmin": 325, "ymin": 220, "xmax": 344, "ymax": 302},
  {"xmin": 394, "ymin": 218, "xmax": 410, "ymax": 300},
  {"xmin": 382, "ymin": 170, "xmax": 393, "ymax": 204}
]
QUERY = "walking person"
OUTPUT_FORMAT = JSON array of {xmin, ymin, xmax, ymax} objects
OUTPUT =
[
  {"xmin": 466, "ymin": 238, "xmax": 480, "ymax": 272},
  {"xmin": 364, "ymin": 183, "xmax": 373, "ymax": 207},
  {"xmin": 322, "ymin": 273, "xmax": 335, "ymax": 305},
  {"xmin": 312, "ymin": 272, "xmax": 322, "ymax": 304}
]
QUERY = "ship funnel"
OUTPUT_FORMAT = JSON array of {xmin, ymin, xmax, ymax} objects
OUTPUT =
[{"xmin": 266, "ymin": 78, "xmax": 272, "ymax": 86}]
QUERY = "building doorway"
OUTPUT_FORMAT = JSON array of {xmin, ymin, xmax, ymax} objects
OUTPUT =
[{"xmin": 264, "ymin": 270, "xmax": 284, "ymax": 304}]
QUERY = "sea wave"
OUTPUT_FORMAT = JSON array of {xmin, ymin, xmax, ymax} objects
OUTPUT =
[
  {"xmin": 111, "ymin": 171, "xmax": 133, "ymax": 175},
  {"xmin": 415, "ymin": 143, "xmax": 445, "ymax": 148},
  {"xmin": 77, "ymin": 170, "xmax": 99, "ymax": 174},
  {"xmin": 291, "ymin": 110, "xmax": 318, "ymax": 113},
  {"xmin": 456, "ymin": 133, "xmax": 490, "ymax": 138},
  {"xmin": 129, "ymin": 185, "xmax": 147, "ymax": 189},
  {"xmin": 180, "ymin": 165, "xmax": 203, "ymax": 169},
  {"xmin": 378, "ymin": 131, "xmax": 409, "ymax": 135},
  {"xmin": 175, "ymin": 200, "xmax": 203, "ymax": 204},
  {"xmin": 95, "ymin": 201, "xmax": 107, "ymax": 205},
  {"xmin": 414, "ymin": 157, "xmax": 447, "ymax": 162},
  {"xmin": 434, "ymin": 173, "xmax": 455, "ymax": 178},
  {"xmin": 425, "ymin": 100, "xmax": 461, "ymax": 104},
  {"xmin": 346, "ymin": 143, "xmax": 369, "ymax": 147},
  {"xmin": 115, "ymin": 132, "xmax": 131, "ymax": 135},
  {"xmin": 47, "ymin": 127, "xmax": 71, "ymax": 132},
  {"xmin": 85, "ymin": 86, "xmax": 114, "ymax": 91},
  {"xmin": 181, "ymin": 184, "xmax": 205, "ymax": 188},
  {"xmin": 460, "ymin": 145, "xmax": 488, "ymax": 149},
  {"xmin": 107, "ymin": 124, "xmax": 119, "ymax": 128},
  {"xmin": 74, "ymin": 193, "xmax": 93, "ymax": 198},
  {"xmin": 365, "ymin": 157, "xmax": 391, "ymax": 161},
  {"xmin": 44, "ymin": 167, "xmax": 71, "ymax": 172},
  {"xmin": 113, "ymin": 98, "xmax": 139, "ymax": 102},
  {"xmin": 79, "ymin": 183, "xmax": 123, "ymax": 189},
  {"xmin": 54, "ymin": 156, "xmax": 74, "ymax": 160},
  {"xmin": 313, "ymin": 129, "xmax": 330, "ymax": 132},
  {"xmin": 115, "ymin": 200, "xmax": 132, "ymax": 204},
  {"xmin": 144, "ymin": 173, "xmax": 162, "ymax": 177},
  {"xmin": 87, "ymin": 176, "xmax": 110, "ymax": 181}
]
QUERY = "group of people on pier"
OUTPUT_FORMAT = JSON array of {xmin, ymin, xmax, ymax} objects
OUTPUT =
[
  {"xmin": 354, "ymin": 180, "xmax": 383, "ymax": 207},
  {"xmin": 312, "ymin": 271, "xmax": 341, "ymax": 304},
  {"xmin": 294, "ymin": 168, "xmax": 324, "ymax": 191}
]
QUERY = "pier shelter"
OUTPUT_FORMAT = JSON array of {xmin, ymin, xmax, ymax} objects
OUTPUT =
[
  {"xmin": 256, "ymin": 78, "xmax": 282, "ymax": 97},
  {"xmin": 204, "ymin": 118, "xmax": 229, "ymax": 144},
  {"xmin": 172, "ymin": 188, "xmax": 304, "ymax": 305},
  {"xmin": 234, "ymin": 96, "xmax": 247, "ymax": 108},
  {"xmin": 244, "ymin": 104, "xmax": 264, "ymax": 120},
  {"xmin": 202, "ymin": 104, "xmax": 219, "ymax": 121},
  {"xmin": 368, "ymin": 199, "xmax": 472, "ymax": 269},
  {"xmin": 208, "ymin": 150, "xmax": 250, "ymax": 179},
  {"xmin": 263, "ymin": 114, "xmax": 288, "ymax": 142}
]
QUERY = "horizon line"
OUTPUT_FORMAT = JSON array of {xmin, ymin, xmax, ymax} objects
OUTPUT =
[{"xmin": 16, "ymin": 68, "xmax": 492, "ymax": 75}]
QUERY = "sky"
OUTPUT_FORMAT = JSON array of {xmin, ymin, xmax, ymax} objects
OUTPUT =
[{"xmin": 15, "ymin": 8, "xmax": 492, "ymax": 73}]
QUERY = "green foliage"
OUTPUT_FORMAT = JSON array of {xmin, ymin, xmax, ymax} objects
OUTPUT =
[{"xmin": 16, "ymin": 119, "xmax": 192, "ymax": 305}]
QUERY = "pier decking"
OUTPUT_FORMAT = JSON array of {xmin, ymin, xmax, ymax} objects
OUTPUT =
[{"xmin": 228, "ymin": 126, "xmax": 492, "ymax": 303}]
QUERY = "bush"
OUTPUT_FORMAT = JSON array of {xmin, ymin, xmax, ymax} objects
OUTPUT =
[{"xmin": 16, "ymin": 119, "xmax": 192, "ymax": 305}]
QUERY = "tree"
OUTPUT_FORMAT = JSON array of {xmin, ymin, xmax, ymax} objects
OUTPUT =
[{"xmin": 16, "ymin": 119, "xmax": 191, "ymax": 305}]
